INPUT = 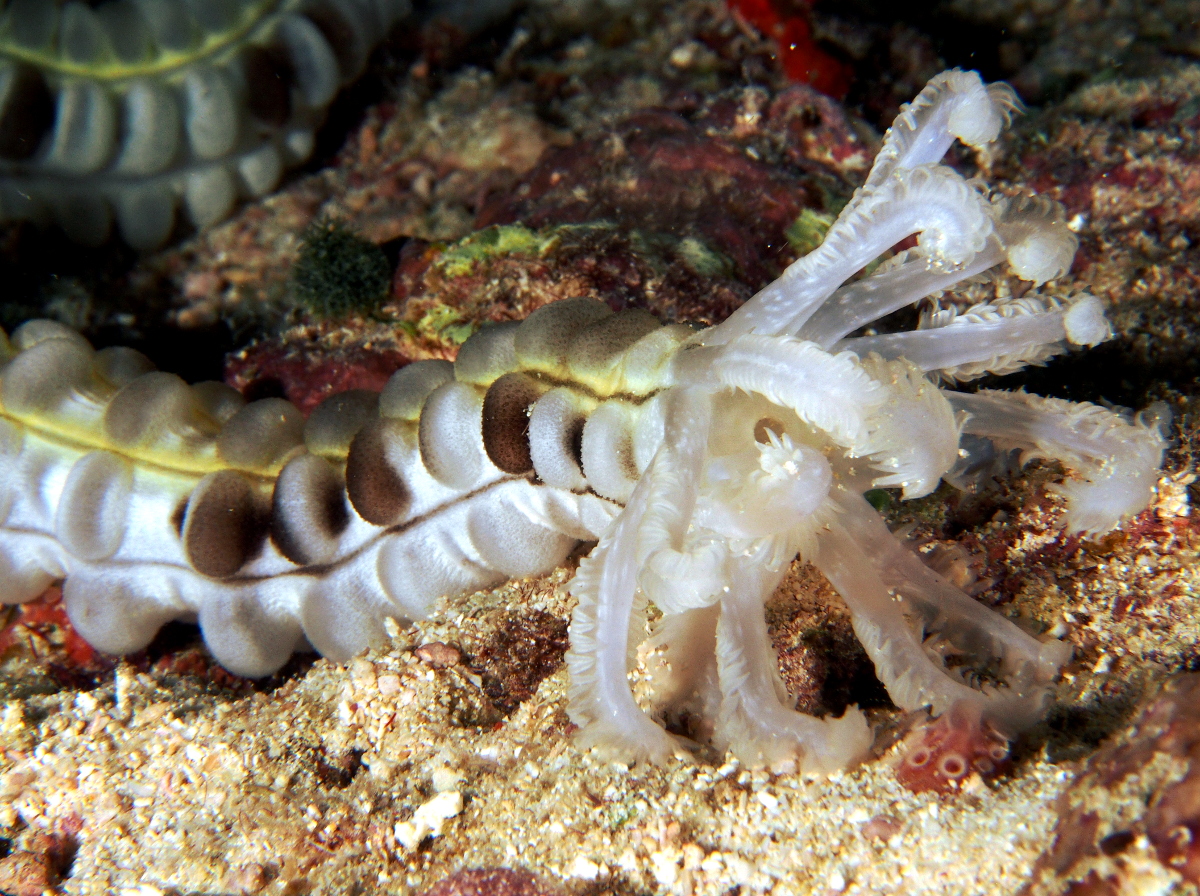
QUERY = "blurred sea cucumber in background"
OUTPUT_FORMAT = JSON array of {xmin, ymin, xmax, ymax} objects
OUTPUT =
[{"xmin": 0, "ymin": 0, "xmax": 411, "ymax": 249}]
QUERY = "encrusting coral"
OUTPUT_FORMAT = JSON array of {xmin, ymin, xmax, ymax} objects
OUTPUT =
[
  {"xmin": 0, "ymin": 70, "xmax": 1166, "ymax": 773},
  {"xmin": 0, "ymin": 0, "xmax": 410, "ymax": 248}
]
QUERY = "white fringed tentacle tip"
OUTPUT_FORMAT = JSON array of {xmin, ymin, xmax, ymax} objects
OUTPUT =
[
  {"xmin": 1057, "ymin": 404, "xmax": 1169, "ymax": 537},
  {"xmin": 1062, "ymin": 295, "xmax": 1113, "ymax": 347},
  {"xmin": 948, "ymin": 76, "xmax": 1020, "ymax": 148},
  {"xmin": 906, "ymin": 166, "xmax": 996, "ymax": 270},
  {"xmin": 994, "ymin": 194, "xmax": 1079, "ymax": 285}
]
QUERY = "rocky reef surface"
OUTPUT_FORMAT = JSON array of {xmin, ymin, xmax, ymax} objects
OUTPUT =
[{"xmin": 2, "ymin": 1, "xmax": 1200, "ymax": 894}]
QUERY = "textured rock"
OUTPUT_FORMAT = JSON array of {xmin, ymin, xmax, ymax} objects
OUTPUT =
[
  {"xmin": 420, "ymin": 867, "xmax": 561, "ymax": 896},
  {"xmin": 1023, "ymin": 674, "xmax": 1200, "ymax": 895}
]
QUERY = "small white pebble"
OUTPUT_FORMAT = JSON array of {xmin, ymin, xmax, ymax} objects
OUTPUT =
[
  {"xmin": 755, "ymin": 791, "xmax": 779, "ymax": 811},
  {"xmin": 568, "ymin": 856, "xmax": 603, "ymax": 880},
  {"xmin": 725, "ymin": 855, "xmax": 754, "ymax": 883},
  {"xmin": 349, "ymin": 657, "xmax": 375, "ymax": 686},
  {"xmin": 650, "ymin": 850, "xmax": 679, "ymax": 887},
  {"xmin": 828, "ymin": 870, "xmax": 847, "ymax": 892},
  {"xmin": 1046, "ymin": 619, "xmax": 1071, "ymax": 639},
  {"xmin": 394, "ymin": 791, "xmax": 462, "ymax": 851}
]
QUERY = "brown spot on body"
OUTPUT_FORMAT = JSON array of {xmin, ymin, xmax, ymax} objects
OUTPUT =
[
  {"xmin": 170, "ymin": 497, "xmax": 188, "ymax": 535},
  {"xmin": 183, "ymin": 470, "xmax": 266, "ymax": 579},
  {"xmin": 345, "ymin": 418, "xmax": 411, "ymax": 525},
  {"xmin": 567, "ymin": 417, "xmax": 585, "ymax": 470},
  {"xmin": 482, "ymin": 372, "xmax": 543, "ymax": 474}
]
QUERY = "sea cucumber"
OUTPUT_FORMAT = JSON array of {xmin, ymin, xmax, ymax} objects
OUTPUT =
[
  {"xmin": 0, "ymin": 70, "xmax": 1166, "ymax": 772},
  {"xmin": 0, "ymin": 0, "xmax": 410, "ymax": 248}
]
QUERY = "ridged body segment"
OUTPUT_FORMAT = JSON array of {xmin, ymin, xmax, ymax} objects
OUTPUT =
[
  {"xmin": 0, "ymin": 298, "xmax": 678, "ymax": 675},
  {"xmin": 0, "ymin": 0, "xmax": 411, "ymax": 247}
]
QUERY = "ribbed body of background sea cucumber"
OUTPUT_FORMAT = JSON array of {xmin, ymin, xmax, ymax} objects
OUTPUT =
[
  {"xmin": 0, "ymin": 298, "xmax": 686, "ymax": 675},
  {"xmin": 0, "ymin": 0, "xmax": 410, "ymax": 249}
]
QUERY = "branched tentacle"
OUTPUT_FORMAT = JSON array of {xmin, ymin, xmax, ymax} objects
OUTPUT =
[
  {"xmin": 705, "ymin": 164, "xmax": 997, "ymax": 343},
  {"xmin": 816, "ymin": 491, "xmax": 1070, "ymax": 734},
  {"xmin": 712, "ymin": 556, "xmax": 872, "ymax": 774},
  {"xmin": 949, "ymin": 390, "xmax": 1167, "ymax": 536}
]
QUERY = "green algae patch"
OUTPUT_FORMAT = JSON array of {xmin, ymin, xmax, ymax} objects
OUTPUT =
[
  {"xmin": 674, "ymin": 235, "xmax": 733, "ymax": 278},
  {"xmin": 434, "ymin": 225, "xmax": 560, "ymax": 279},
  {"xmin": 398, "ymin": 304, "xmax": 476, "ymax": 346},
  {"xmin": 292, "ymin": 217, "xmax": 392, "ymax": 320},
  {"xmin": 785, "ymin": 208, "xmax": 836, "ymax": 256}
]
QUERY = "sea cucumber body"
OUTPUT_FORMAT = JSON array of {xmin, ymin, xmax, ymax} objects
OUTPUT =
[
  {"xmin": 0, "ymin": 70, "xmax": 1169, "ymax": 773},
  {"xmin": 0, "ymin": 298, "xmax": 682, "ymax": 675},
  {"xmin": 0, "ymin": 0, "xmax": 410, "ymax": 248}
]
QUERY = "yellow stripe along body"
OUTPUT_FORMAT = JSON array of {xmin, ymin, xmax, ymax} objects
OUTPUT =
[{"xmin": 0, "ymin": 297, "xmax": 688, "ymax": 675}]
